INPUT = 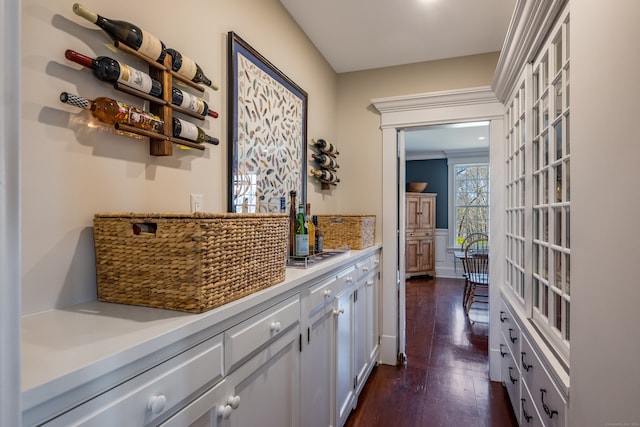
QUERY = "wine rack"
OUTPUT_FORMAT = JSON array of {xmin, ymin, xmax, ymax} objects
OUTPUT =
[
  {"xmin": 310, "ymin": 138, "xmax": 340, "ymax": 190},
  {"xmin": 112, "ymin": 42, "xmax": 212, "ymax": 156}
]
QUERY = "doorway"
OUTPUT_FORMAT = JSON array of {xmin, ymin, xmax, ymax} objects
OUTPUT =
[{"xmin": 372, "ymin": 86, "xmax": 505, "ymax": 380}]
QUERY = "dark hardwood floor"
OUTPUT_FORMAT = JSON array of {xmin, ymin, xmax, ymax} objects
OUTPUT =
[{"xmin": 344, "ymin": 276, "xmax": 518, "ymax": 427}]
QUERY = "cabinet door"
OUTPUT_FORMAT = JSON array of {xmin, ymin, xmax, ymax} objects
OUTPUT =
[
  {"xmin": 159, "ymin": 379, "xmax": 228, "ymax": 427},
  {"xmin": 353, "ymin": 282, "xmax": 368, "ymax": 396},
  {"xmin": 420, "ymin": 237, "xmax": 434, "ymax": 273},
  {"xmin": 364, "ymin": 270, "xmax": 379, "ymax": 364},
  {"xmin": 301, "ymin": 305, "xmax": 334, "ymax": 427},
  {"xmin": 334, "ymin": 290, "xmax": 354, "ymax": 427},
  {"xmin": 227, "ymin": 327, "xmax": 301, "ymax": 427},
  {"xmin": 418, "ymin": 196, "xmax": 435, "ymax": 229},
  {"xmin": 405, "ymin": 238, "xmax": 421, "ymax": 273},
  {"xmin": 406, "ymin": 196, "xmax": 421, "ymax": 230}
]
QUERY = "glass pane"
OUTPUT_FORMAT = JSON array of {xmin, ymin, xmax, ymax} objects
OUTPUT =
[
  {"xmin": 555, "ymin": 32, "xmax": 563, "ymax": 75},
  {"xmin": 555, "ymin": 79, "xmax": 563, "ymax": 118},
  {"xmin": 554, "ymin": 249, "xmax": 562, "ymax": 287},
  {"xmin": 543, "ymin": 170, "xmax": 549, "ymax": 204},
  {"xmin": 565, "ymin": 114, "xmax": 571, "ymax": 154},
  {"xmin": 543, "ymin": 208, "xmax": 549, "ymax": 242},
  {"xmin": 543, "ymin": 284, "xmax": 549, "ymax": 317},
  {"xmin": 555, "ymin": 292, "xmax": 563, "ymax": 332},
  {"xmin": 533, "ymin": 209, "xmax": 540, "ymax": 239},
  {"xmin": 533, "ymin": 243, "xmax": 540, "ymax": 271},
  {"xmin": 566, "ymin": 66, "xmax": 571, "ymax": 108},
  {"xmin": 565, "ymin": 254, "xmax": 571, "ymax": 295},
  {"xmin": 566, "ymin": 159, "xmax": 571, "ymax": 201},
  {"xmin": 533, "ymin": 277, "xmax": 540, "ymax": 308},
  {"xmin": 521, "ymin": 118, "xmax": 526, "ymax": 145},
  {"xmin": 555, "ymin": 165, "xmax": 563, "ymax": 203},
  {"xmin": 533, "ymin": 70, "xmax": 540, "ymax": 100},
  {"xmin": 533, "ymin": 139, "xmax": 540, "ymax": 170},
  {"xmin": 533, "ymin": 106, "xmax": 540, "ymax": 135},
  {"xmin": 565, "ymin": 206, "xmax": 571, "ymax": 249},
  {"xmin": 565, "ymin": 300, "xmax": 570, "ymax": 340},
  {"xmin": 554, "ymin": 208, "xmax": 562, "ymax": 246},
  {"xmin": 543, "ymin": 95, "xmax": 549, "ymax": 128},
  {"xmin": 555, "ymin": 121, "xmax": 563, "ymax": 160}
]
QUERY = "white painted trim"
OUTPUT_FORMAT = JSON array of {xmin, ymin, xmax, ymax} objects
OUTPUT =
[
  {"xmin": 0, "ymin": 0, "xmax": 22, "ymax": 425},
  {"xmin": 372, "ymin": 87, "xmax": 504, "ymax": 373}
]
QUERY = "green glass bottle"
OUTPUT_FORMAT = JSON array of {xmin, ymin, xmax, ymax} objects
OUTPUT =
[{"xmin": 294, "ymin": 204, "xmax": 309, "ymax": 257}]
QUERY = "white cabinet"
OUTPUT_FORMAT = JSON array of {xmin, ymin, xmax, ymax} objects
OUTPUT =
[
  {"xmin": 44, "ymin": 333, "xmax": 224, "ymax": 427},
  {"xmin": 500, "ymin": 296, "xmax": 568, "ymax": 427},
  {"xmin": 24, "ymin": 248, "xmax": 381, "ymax": 427}
]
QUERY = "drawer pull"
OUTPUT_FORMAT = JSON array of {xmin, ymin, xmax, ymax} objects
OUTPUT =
[
  {"xmin": 508, "ymin": 367, "xmax": 518, "ymax": 384},
  {"xmin": 499, "ymin": 344, "xmax": 507, "ymax": 358},
  {"xmin": 521, "ymin": 399, "xmax": 533, "ymax": 423},
  {"xmin": 509, "ymin": 328, "xmax": 518, "ymax": 343},
  {"xmin": 217, "ymin": 404, "xmax": 232, "ymax": 419},
  {"xmin": 227, "ymin": 395, "xmax": 241, "ymax": 409},
  {"xmin": 333, "ymin": 307, "xmax": 345, "ymax": 316},
  {"xmin": 521, "ymin": 352, "xmax": 532, "ymax": 372},
  {"xmin": 366, "ymin": 280, "xmax": 374, "ymax": 287},
  {"xmin": 323, "ymin": 289, "xmax": 332, "ymax": 297},
  {"xmin": 346, "ymin": 276, "xmax": 353, "ymax": 283},
  {"xmin": 362, "ymin": 266, "xmax": 369, "ymax": 272},
  {"xmin": 147, "ymin": 394, "xmax": 167, "ymax": 414},
  {"xmin": 270, "ymin": 322, "xmax": 282, "ymax": 333},
  {"xmin": 540, "ymin": 389, "xmax": 558, "ymax": 419},
  {"xmin": 500, "ymin": 311, "xmax": 507, "ymax": 322}
]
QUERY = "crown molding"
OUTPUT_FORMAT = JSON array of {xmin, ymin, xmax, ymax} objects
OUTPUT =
[{"xmin": 371, "ymin": 86, "xmax": 497, "ymax": 114}]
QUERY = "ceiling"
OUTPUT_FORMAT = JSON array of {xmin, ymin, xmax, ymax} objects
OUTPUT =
[{"xmin": 279, "ymin": 0, "xmax": 516, "ymax": 158}]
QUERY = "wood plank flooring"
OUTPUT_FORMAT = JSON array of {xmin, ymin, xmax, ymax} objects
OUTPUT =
[{"xmin": 344, "ymin": 276, "xmax": 518, "ymax": 427}]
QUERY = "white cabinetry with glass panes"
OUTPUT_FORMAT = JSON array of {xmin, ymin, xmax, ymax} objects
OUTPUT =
[{"xmin": 498, "ymin": 1, "xmax": 570, "ymax": 425}]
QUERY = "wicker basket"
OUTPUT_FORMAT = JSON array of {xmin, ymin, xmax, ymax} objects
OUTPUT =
[
  {"xmin": 93, "ymin": 212, "xmax": 288, "ymax": 313},
  {"xmin": 316, "ymin": 215, "xmax": 376, "ymax": 250}
]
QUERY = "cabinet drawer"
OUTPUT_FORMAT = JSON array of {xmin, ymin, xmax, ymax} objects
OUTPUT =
[
  {"xmin": 500, "ymin": 303, "xmax": 520, "ymax": 358},
  {"xmin": 225, "ymin": 294, "xmax": 300, "ymax": 372},
  {"xmin": 44, "ymin": 333, "xmax": 224, "ymax": 427},
  {"xmin": 521, "ymin": 335, "xmax": 567, "ymax": 427},
  {"xmin": 308, "ymin": 276, "xmax": 338, "ymax": 315},
  {"xmin": 521, "ymin": 380, "xmax": 545, "ymax": 427},
  {"xmin": 501, "ymin": 345, "xmax": 521, "ymax": 416},
  {"xmin": 336, "ymin": 266, "xmax": 356, "ymax": 294},
  {"xmin": 406, "ymin": 230, "xmax": 433, "ymax": 238},
  {"xmin": 355, "ymin": 257, "xmax": 373, "ymax": 281}
]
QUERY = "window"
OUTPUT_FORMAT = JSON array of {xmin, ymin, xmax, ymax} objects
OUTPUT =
[{"xmin": 454, "ymin": 164, "xmax": 489, "ymax": 245}]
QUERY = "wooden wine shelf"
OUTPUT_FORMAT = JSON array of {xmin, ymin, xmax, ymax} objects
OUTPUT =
[{"xmin": 111, "ymin": 41, "xmax": 216, "ymax": 156}]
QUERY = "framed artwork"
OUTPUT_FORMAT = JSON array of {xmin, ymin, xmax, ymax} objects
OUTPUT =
[{"xmin": 227, "ymin": 31, "xmax": 308, "ymax": 213}]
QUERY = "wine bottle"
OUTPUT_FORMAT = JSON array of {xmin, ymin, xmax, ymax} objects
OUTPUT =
[
  {"xmin": 305, "ymin": 203, "xmax": 315, "ymax": 255},
  {"xmin": 289, "ymin": 190, "xmax": 297, "ymax": 256},
  {"xmin": 65, "ymin": 49, "xmax": 162, "ymax": 97},
  {"xmin": 294, "ymin": 204, "xmax": 309, "ymax": 257},
  {"xmin": 166, "ymin": 48, "xmax": 219, "ymax": 90},
  {"xmin": 312, "ymin": 153, "xmax": 339, "ymax": 169},
  {"xmin": 72, "ymin": 3, "xmax": 166, "ymax": 63},
  {"xmin": 312, "ymin": 138, "xmax": 339, "ymax": 155},
  {"xmin": 59, "ymin": 91, "xmax": 163, "ymax": 132},
  {"xmin": 313, "ymin": 216, "xmax": 323, "ymax": 254},
  {"xmin": 310, "ymin": 168, "xmax": 340, "ymax": 184},
  {"xmin": 171, "ymin": 87, "xmax": 218, "ymax": 118},
  {"xmin": 172, "ymin": 117, "xmax": 219, "ymax": 145}
]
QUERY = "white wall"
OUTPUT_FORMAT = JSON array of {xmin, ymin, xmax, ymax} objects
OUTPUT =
[
  {"xmin": 570, "ymin": 1, "xmax": 640, "ymax": 425},
  {"xmin": 20, "ymin": 0, "xmax": 338, "ymax": 314}
]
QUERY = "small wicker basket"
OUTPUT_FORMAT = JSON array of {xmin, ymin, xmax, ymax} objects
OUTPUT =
[
  {"xmin": 93, "ymin": 212, "xmax": 288, "ymax": 313},
  {"xmin": 316, "ymin": 215, "xmax": 376, "ymax": 250}
]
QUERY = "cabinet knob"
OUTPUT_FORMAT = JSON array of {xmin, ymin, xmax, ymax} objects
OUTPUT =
[
  {"xmin": 366, "ymin": 280, "xmax": 374, "ymax": 287},
  {"xmin": 323, "ymin": 289, "xmax": 332, "ymax": 297},
  {"xmin": 147, "ymin": 394, "xmax": 167, "ymax": 414},
  {"xmin": 346, "ymin": 276, "xmax": 353, "ymax": 283},
  {"xmin": 227, "ymin": 395, "xmax": 241, "ymax": 409},
  {"xmin": 270, "ymin": 322, "xmax": 281, "ymax": 333},
  {"xmin": 333, "ymin": 307, "xmax": 345, "ymax": 316},
  {"xmin": 362, "ymin": 266, "xmax": 369, "ymax": 272},
  {"xmin": 217, "ymin": 405, "xmax": 233, "ymax": 419}
]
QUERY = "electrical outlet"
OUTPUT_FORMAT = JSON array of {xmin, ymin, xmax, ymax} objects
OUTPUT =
[{"xmin": 190, "ymin": 194, "xmax": 203, "ymax": 213}]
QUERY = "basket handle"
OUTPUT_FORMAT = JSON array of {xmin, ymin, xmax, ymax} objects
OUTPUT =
[
  {"xmin": 133, "ymin": 222, "xmax": 157, "ymax": 236},
  {"xmin": 329, "ymin": 217, "xmax": 344, "ymax": 223}
]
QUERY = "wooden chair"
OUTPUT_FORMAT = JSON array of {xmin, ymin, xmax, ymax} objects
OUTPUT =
[
  {"xmin": 463, "ymin": 236, "xmax": 489, "ymax": 314},
  {"xmin": 460, "ymin": 233, "xmax": 488, "ymax": 309}
]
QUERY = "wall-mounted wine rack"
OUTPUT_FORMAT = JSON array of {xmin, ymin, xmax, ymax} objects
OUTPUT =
[
  {"xmin": 310, "ymin": 138, "xmax": 340, "ymax": 190},
  {"xmin": 110, "ymin": 42, "xmax": 212, "ymax": 156}
]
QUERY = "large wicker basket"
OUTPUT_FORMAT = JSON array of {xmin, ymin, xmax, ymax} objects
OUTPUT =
[
  {"xmin": 316, "ymin": 215, "xmax": 376, "ymax": 250},
  {"xmin": 93, "ymin": 212, "xmax": 288, "ymax": 313}
]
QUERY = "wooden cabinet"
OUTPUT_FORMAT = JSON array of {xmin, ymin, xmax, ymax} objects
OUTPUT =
[{"xmin": 405, "ymin": 193, "xmax": 436, "ymax": 277}]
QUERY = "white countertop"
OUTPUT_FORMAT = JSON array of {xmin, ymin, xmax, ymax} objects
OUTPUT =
[{"xmin": 21, "ymin": 246, "xmax": 380, "ymax": 414}]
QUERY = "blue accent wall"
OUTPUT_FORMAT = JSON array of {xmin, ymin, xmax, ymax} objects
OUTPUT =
[{"xmin": 406, "ymin": 159, "xmax": 448, "ymax": 229}]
